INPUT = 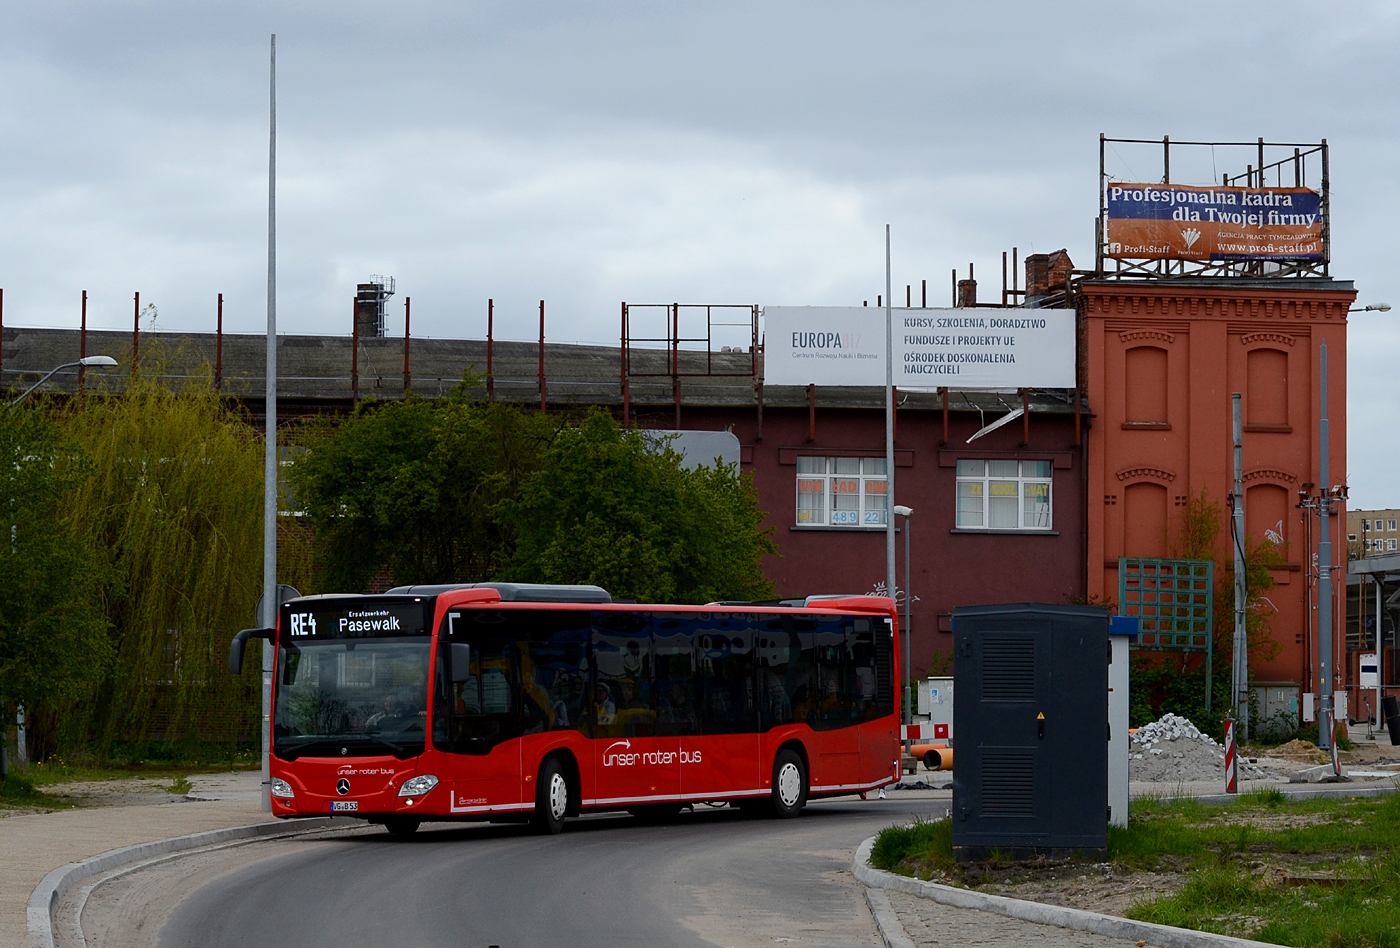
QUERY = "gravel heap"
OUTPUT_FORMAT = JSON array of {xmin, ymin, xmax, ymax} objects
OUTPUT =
[{"xmin": 1129, "ymin": 712, "xmax": 1269, "ymax": 782}]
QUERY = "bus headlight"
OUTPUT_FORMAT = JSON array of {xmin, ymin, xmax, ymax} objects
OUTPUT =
[
  {"xmin": 270, "ymin": 778, "xmax": 295, "ymax": 798},
  {"xmin": 398, "ymin": 775, "xmax": 439, "ymax": 797}
]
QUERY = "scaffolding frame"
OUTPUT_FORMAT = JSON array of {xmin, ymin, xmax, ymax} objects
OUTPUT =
[{"xmin": 620, "ymin": 303, "xmax": 760, "ymax": 427}]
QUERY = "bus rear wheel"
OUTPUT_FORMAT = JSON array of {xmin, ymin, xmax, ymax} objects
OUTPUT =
[
  {"xmin": 770, "ymin": 749, "xmax": 808, "ymax": 818},
  {"xmin": 530, "ymin": 758, "xmax": 569, "ymax": 835}
]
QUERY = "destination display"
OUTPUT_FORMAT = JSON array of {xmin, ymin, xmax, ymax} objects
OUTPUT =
[
  {"xmin": 764, "ymin": 306, "xmax": 1076, "ymax": 389},
  {"xmin": 1104, "ymin": 183, "xmax": 1322, "ymax": 262}
]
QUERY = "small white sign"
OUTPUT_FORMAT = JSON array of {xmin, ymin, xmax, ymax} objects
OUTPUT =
[
  {"xmin": 1361, "ymin": 652, "xmax": 1380, "ymax": 688},
  {"xmin": 763, "ymin": 306, "xmax": 1077, "ymax": 390}
]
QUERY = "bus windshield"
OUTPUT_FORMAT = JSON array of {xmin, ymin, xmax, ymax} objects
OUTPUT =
[{"xmin": 273, "ymin": 598, "xmax": 433, "ymax": 760}]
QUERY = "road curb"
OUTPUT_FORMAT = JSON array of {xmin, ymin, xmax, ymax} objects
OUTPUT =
[
  {"xmin": 854, "ymin": 837, "xmax": 1283, "ymax": 948},
  {"xmin": 863, "ymin": 886, "xmax": 917, "ymax": 948},
  {"xmin": 26, "ymin": 817, "xmax": 337, "ymax": 948}
]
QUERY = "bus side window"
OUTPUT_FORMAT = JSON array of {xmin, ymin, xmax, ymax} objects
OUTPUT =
[
  {"xmin": 654, "ymin": 616, "xmax": 698, "ymax": 737},
  {"xmin": 698, "ymin": 618, "xmax": 756, "ymax": 735},
  {"xmin": 523, "ymin": 610, "xmax": 591, "ymax": 737},
  {"xmin": 761, "ymin": 617, "xmax": 818, "ymax": 730},
  {"xmin": 593, "ymin": 612, "xmax": 656, "ymax": 739}
]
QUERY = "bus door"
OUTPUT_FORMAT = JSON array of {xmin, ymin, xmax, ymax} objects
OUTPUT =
[
  {"xmin": 852, "ymin": 617, "xmax": 897, "ymax": 785},
  {"xmin": 809, "ymin": 616, "xmax": 861, "ymax": 791},
  {"xmin": 689, "ymin": 616, "xmax": 760, "ymax": 798},
  {"xmin": 436, "ymin": 610, "xmax": 523, "ymax": 815},
  {"xmin": 592, "ymin": 612, "xmax": 678, "ymax": 805}
]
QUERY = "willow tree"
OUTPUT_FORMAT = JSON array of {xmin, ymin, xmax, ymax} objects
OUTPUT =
[{"xmin": 62, "ymin": 369, "xmax": 265, "ymax": 753}]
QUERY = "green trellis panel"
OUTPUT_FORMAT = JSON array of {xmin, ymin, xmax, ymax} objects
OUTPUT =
[{"xmin": 1119, "ymin": 557, "xmax": 1214, "ymax": 710}]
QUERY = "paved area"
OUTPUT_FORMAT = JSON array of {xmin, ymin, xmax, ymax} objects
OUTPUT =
[
  {"xmin": 0, "ymin": 771, "xmax": 272, "ymax": 947},
  {"xmin": 886, "ymin": 891, "xmax": 1142, "ymax": 947}
]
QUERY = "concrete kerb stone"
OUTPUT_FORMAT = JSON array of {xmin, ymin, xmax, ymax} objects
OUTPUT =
[
  {"xmin": 855, "ymin": 784, "xmax": 1398, "ymax": 948},
  {"xmin": 854, "ymin": 837, "xmax": 1280, "ymax": 948},
  {"xmin": 26, "ymin": 817, "xmax": 338, "ymax": 948},
  {"xmin": 864, "ymin": 887, "xmax": 918, "ymax": 948}
]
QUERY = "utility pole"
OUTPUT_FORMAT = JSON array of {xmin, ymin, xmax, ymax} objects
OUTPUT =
[
  {"xmin": 1232, "ymin": 394, "xmax": 1248, "ymax": 740},
  {"xmin": 1317, "ymin": 341, "xmax": 1334, "ymax": 752},
  {"xmin": 261, "ymin": 33, "xmax": 278, "ymax": 812},
  {"xmin": 884, "ymin": 226, "xmax": 900, "ymax": 758}
]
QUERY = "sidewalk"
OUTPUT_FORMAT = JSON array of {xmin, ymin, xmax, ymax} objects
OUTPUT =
[{"xmin": 0, "ymin": 771, "xmax": 272, "ymax": 947}]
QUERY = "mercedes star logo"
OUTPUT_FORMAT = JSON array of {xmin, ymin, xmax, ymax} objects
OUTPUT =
[{"xmin": 336, "ymin": 778, "xmax": 350, "ymax": 796}]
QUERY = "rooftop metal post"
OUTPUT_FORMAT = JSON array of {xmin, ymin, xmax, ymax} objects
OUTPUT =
[{"xmin": 79, "ymin": 291, "xmax": 87, "ymax": 392}]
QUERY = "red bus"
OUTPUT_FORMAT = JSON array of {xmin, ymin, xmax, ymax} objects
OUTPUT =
[{"xmin": 231, "ymin": 583, "xmax": 901, "ymax": 835}]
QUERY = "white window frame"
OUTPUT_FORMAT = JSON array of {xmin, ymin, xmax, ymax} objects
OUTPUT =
[
  {"xmin": 1389, "ymin": 519, "xmax": 1397, "ymax": 532},
  {"xmin": 1363, "ymin": 519, "xmax": 1371, "ymax": 531},
  {"xmin": 954, "ymin": 459, "xmax": 1054, "ymax": 531},
  {"xmin": 1389, "ymin": 539, "xmax": 1397, "ymax": 552},
  {"xmin": 794, "ymin": 456, "xmax": 888, "ymax": 527}
]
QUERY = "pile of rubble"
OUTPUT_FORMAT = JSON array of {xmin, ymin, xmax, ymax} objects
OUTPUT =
[{"xmin": 1129, "ymin": 712, "xmax": 1269, "ymax": 782}]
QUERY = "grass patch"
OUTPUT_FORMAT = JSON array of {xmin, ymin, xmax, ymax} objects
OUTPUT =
[
  {"xmin": 870, "ymin": 791, "xmax": 1400, "ymax": 946},
  {"xmin": 0, "ymin": 774, "xmax": 75, "ymax": 810}
]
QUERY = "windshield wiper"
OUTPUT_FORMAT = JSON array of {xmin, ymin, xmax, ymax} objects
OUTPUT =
[{"xmin": 275, "ymin": 736, "xmax": 415, "ymax": 761}]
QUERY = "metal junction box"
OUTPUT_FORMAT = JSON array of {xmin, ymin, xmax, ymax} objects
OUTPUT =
[{"xmin": 951, "ymin": 603, "xmax": 1109, "ymax": 860}]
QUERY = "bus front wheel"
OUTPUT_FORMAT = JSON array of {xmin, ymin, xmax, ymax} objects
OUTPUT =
[
  {"xmin": 770, "ymin": 749, "xmax": 808, "ymax": 818},
  {"xmin": 531, "ymin": 758, "xmax": 569, "ymax": 835}
]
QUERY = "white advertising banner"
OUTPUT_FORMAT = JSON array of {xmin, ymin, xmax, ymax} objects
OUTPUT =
[{"xmin": 763, "ymin": 306, "xmax": 1076, "ymax": 390}]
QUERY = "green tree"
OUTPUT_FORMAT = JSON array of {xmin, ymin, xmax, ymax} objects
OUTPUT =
[
  {"xmin": 0, "ymin": 406, "xmax": 112, "ymax": 760},
  {"xmin": 288, "ymin": 393, "xmax": 556, "ymax": 592},
  {"xmin": 62, "ymin": 369, "xmax": 265, "ymax": 754},
  {"xmin": 497, "ymin": 410, "xmax": 776, "ymax": 603}
]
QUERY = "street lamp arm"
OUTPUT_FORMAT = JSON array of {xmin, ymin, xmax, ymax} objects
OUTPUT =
[{"xmin": 9, "ymin": 356, "xmax": 119, "ymax": 407}]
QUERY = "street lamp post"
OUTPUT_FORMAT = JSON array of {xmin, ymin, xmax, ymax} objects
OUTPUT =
[
  {"xmin": 9, "ymin": 356, "xmax": 118, "ymax": 407},
  {"xmin": 894, "ymin": 504, "xmax": 913, "ymax": 755}
]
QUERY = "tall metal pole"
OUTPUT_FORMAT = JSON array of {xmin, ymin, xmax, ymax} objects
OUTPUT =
[
  {"xmin": 1318, "ymin": 341, "xmax": 1333, "ymax": 751},
  {"xmin": 885, "ymin": 226, "xmax": 900, "ymax": 753},
  {"xmin": 260, "ymin": 33, "xmax": 278, "ymax": 812},
  {"xmin": 1232, "ymin": 394, "xmax": 1248, "ymax": 739},
  {"xmin": 904, "ymin": 514, "xmax": 912, "ymax": 755}
]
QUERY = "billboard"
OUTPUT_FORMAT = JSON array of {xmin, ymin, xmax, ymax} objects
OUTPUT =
[
  {"xmin": 1104, "ymin": 183, "xmax": 1322, "ymax": 262},
  {"xmin": 764, "ymin": 306, "xmax": 1076, "ymax": 390}
]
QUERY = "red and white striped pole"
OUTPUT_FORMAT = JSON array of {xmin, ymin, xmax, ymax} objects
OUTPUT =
[{"xmin": 1224, "ymin": 713, "xmax": 1238, "ymax": 793}]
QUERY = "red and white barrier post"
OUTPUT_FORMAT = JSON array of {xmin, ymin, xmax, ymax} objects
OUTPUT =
[{"xmin": 1224, "ymin": 713, "xmax": 1237, "ymax": 794}]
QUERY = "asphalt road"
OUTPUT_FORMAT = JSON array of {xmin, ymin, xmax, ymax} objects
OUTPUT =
[{"xmin": 76, "ymin": 792, "xmax": 949, "ymax": 948}]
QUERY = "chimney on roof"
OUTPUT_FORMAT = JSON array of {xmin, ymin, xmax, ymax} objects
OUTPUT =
[
  {"xmin": 957, "ymin": 278, "xmax": 978, "ymax": 308},
  {"xmin": 355, "ymin": 276, "xmax": 395, "ymax": 338},
  {"xmin": 1023, "ymin": 250, "xmax": 1072, "ymax": 308}
]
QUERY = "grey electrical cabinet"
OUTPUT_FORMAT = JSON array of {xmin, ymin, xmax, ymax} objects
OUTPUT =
[{"xmin": 951, "ymin": 603, "xmax": 1109, "ymax": 860}]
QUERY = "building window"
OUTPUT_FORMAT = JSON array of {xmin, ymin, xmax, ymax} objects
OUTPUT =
[
  {"xmin": 955, "ymin": 459, "xmax": 1052, "ymax": 530},
  {"xmin": 1349, "ymin": 534, "xmax": 1358, "ymax": 542},
  {"xmin": 1363, "ymin": 519, "xmax": 1371, "ymax": 531},
  {"xmin": 1389, "ymin": 520, "xmax": 1396, "ymax": 532},
  {"xmin": 795, "ymin": 457, "xmax": 887, "ymax": 526},
  {"xmin": 1390, "ymin": 539, "xmax": 1398, "ymax": 552}
]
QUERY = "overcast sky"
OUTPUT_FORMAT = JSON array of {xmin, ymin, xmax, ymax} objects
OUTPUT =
[{"xmin": 2, "ymin": 2, "xmax": 1398, "ymax": 504}]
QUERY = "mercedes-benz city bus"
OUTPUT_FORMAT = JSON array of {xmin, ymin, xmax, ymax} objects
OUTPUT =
[{"xmin": 230, "ymin": 583, "xmax": 901, "ymax": 835}]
